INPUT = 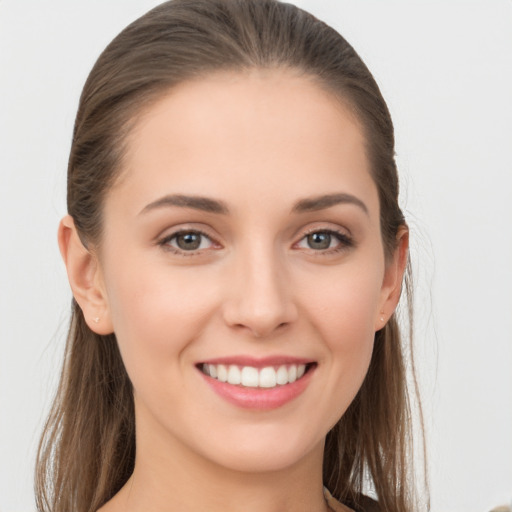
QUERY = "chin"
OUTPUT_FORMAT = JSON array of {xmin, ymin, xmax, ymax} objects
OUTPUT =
[{"xmin": 192, "ymin": 424, "xmax": 325, "ymax": 474}]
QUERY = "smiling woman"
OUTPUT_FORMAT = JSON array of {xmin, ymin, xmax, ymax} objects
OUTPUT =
[{"xmin": 35, "ymin": 1, "xmax": 426, "ymax": 512}]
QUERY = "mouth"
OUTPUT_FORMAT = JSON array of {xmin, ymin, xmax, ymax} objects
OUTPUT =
[{"xmin": 197, "ymin": 362, "xmax": 316, "ymax": 389}]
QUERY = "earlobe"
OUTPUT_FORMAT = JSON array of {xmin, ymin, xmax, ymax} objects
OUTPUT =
[
  {"xmin": 375, "ymin": 227, "xmax": 409, "ymax": 331},
  {"xmin": 58, "ymin": 215, "xmax": 114, "ymax": 335}
]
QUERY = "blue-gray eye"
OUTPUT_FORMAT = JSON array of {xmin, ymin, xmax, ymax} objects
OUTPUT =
[
  {"xmin": 176, "ymin": 232, "xmax": 202, "ymax": 250},
  {"xmin": 165, "ymin": 231, "xmax": 213, "ymax": 251},
  {"xmin": 306, "ymin": 232, "xmax": 332, "ymax": 250},
  {"xmin": 296, "ymin": 230, "xmax": 352, "ymax": 252}
]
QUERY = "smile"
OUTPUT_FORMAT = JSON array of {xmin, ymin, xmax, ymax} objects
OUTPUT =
[
  {"xmin": 197, "ymin": 357, "xmax": 317, "ymax": 409},
  {"xmin": 200, "ymin": 363, "xmax": 309, "ymax": 389}
]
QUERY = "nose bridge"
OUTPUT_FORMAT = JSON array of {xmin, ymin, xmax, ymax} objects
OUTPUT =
[{"xmin": 223, "ymin": 236, "xmax": 297, "ymax": 337}]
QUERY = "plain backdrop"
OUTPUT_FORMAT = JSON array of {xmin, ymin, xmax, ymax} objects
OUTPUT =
[{"xmin": 1, "ymin": 1, "xmax": 511, "ymax": 511}]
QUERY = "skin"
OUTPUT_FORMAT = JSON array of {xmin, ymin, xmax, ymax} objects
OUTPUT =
[{"xmin": 59, "ymin": 69, "xmax": 408, "ymax": 512}]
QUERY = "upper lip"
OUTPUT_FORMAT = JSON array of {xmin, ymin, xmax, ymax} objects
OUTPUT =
[{"xmin": 197, "ymin": 355, "xmax": 314, "ymax": 368}]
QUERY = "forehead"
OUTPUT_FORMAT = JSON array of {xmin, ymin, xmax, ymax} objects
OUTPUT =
[{"xmin": 112, "ymin": 69, "xmax": 378, "ymax": 219}]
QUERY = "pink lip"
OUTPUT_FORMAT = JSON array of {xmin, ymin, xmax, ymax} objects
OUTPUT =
[{"xmin": 197, "ymin": 360, "xmax": 316, "ymax": 411}]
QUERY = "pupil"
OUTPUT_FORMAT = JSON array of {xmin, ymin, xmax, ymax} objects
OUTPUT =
[
  {"xmin": 177, "ymin": 232, "xmax": 201, "ymax": 250},
  {"xmin": 308, "ymin": 232, "xmax": 331, "ymax": 250}
]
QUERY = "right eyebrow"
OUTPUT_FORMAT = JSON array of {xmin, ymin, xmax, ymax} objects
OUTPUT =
[{"xmin": 139, "ymin": 194, "xmax": 229, "ymax": 216}]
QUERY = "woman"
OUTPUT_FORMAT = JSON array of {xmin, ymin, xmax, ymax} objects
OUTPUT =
[{"xmin": 36, "ymin": 1, "xmax": 426, "ymax": 511}]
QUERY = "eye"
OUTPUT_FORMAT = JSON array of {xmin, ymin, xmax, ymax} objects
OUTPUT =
[
  {"xmin": 160, "ymin": 230, "xmax": 216, "ymax": 253},
  {"xmin": 296, "ymin": 229, "xmax": 353, "ymax": 252}
]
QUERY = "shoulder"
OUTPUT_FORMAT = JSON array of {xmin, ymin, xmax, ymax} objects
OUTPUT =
[{"xmin": 324, "ymin": 488, "xmax": 380, "ymax": 512}]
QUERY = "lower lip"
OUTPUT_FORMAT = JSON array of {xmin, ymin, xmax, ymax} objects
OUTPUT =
[{"xmin": 199, "ymin": 366, "xmax": 315, "ymax": 410}]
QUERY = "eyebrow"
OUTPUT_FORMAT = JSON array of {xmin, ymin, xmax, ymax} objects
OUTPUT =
[
  {"xmin": 139, "ymin": 194, "xmax": 229, "ymax": 215},
  {"xmin": 292, "ymin": 193, "xmax": 369, "ymax": 215},
  {"xmin": 139, "ymin": 192, "xmax": 368, "ymax": 216}
]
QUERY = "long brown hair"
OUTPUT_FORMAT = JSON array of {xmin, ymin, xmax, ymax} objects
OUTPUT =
[{"xmin": 36, "ymin": 1, "xmax": 428, "ymax": 511}]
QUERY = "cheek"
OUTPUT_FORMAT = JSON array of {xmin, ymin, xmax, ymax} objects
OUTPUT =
[
  {"xmin": 301, "ymin": 264, "xmax": 382, "ymax": 411},
  {"xmin": 103, "ymin": 262, "xmax": 220, "ymax": 375},
  {"xmin": 307, "ymin": 264, "xmax": 383, "ymax": 347}
]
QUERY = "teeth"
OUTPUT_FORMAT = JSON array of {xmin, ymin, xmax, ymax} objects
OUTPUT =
[
  {"xmin": 202, "ymin": 363, "xmax": 308, "ymax": 388},
  {"xmin": 276, "ymin": 365, "xmax": 288, "ymax": 385},
  {"xmin": 259, "ymin": 367, "xmax": 277, "ymax": 388},
  {"xmin": 227, "ymin": 365, "xmax": 241, "ymax": 385},
  {"xmin": 217, "ymin": 364, "xmax": 228, "ymax": 383},
  {"xmin": 241, "ymin": 366, "xmax": 259, "ymax": 387}
]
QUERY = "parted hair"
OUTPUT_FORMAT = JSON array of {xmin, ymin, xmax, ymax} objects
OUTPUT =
[{"xmin": 36, "ymin": 1, "xmax": 427, "ymax": 511}]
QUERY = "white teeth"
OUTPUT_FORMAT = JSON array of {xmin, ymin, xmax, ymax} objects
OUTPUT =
[
  {"xmin": 241, "ymin": 366, "xmax": 259, "ymax": 387},
  {"xmin": 227, "ymin": 365, "xmax": 241, "ymax": 385},
  {"xmin": 202, "ymin": 363, "xmax": 309, "ymax": 388},
  {"xmin": 217, "ymin": 364, "xmax": 228, "ymax": 383},
  {"xmin": 276, "ymin": 365, "xmax": 288, "ymax": 385},
  {"xmin": 259, "ymin": 367, "xmax": 277, "ymax": 388}
]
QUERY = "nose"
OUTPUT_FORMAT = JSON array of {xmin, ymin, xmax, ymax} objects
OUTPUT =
[{"xmin": 222, "ymin": 244, "xmax": 298, "ymax": 338}]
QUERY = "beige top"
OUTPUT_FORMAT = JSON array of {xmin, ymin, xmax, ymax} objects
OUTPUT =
[
  {"xmin": 324, "ymin": 488, "xmax": 381, "ymax": 512},
  {"xmin": 324, "ymin": 488, "xmax": 355, "ymax": 512}
]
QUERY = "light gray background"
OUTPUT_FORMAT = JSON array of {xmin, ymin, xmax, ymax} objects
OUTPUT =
[{"xmin": 1, "ymin": 1, "xmax": 511, "ymax": 511}]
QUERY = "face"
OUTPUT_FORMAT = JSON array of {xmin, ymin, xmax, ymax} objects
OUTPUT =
[{"xmin": 86, "ymin": 70, "xmax": 402, "ymax": 474}]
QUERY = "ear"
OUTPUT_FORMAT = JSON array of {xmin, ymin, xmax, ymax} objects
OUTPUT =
[
  {"xmin": 58, "ymin": 215, "xmax": 114, "ymax": 335},
  {"xmin": 375, "ymin": 226, "xmax": 409, "ymax": 331}
]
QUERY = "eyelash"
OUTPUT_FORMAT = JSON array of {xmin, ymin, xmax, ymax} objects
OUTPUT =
[
  {"xmin": 157, "ymin": 228, "xmax": 354, "ymax": 256},
  {"xmin": 295, "ymin": 228, "xmax": 354, "ymax": 255},
  {"xmin": 158, "ymin": 229, "xmax": 218, "ymax": 256}
]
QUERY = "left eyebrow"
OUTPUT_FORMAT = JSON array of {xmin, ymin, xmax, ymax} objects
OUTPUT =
[{"xmin": 292, "ymin": 193, "xmax": 369, "ymax": 215}]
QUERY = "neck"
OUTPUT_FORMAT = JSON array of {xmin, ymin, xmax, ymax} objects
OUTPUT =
[{"xmin": 102, "ymin": 418, "xmax": 329, "ymax": 512}]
